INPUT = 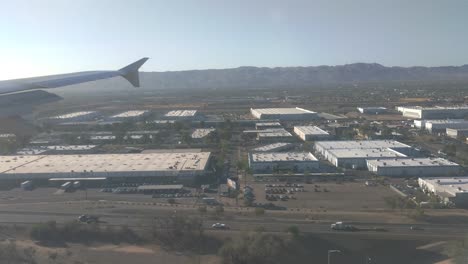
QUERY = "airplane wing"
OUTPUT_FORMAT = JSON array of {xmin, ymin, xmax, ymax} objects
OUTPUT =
[
  {"xmin": 0, "ymin": 57, "xmax": 148, "ymax": 117},
  {"xmin": 0, "ymin": 57, "xmax": 148, "ymax": 95}
]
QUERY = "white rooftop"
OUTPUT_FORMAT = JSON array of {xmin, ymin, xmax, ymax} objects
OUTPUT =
[
  {"xmin": 50, "ymin": 111, "xmax": 96, "ymax": 119},
  {"xmin": 256, "ymin": 122, "xmax": 282, "ymax": 126},
  {"xmin": 165, "ymin": 110, "xmax": 197, "ymax": 117},
  {"xmin": 191, "ymin": 128, "xmax": 215, "ymax": 139},
  {"xmin": 258, "ymin": 129, "xmax": 293, "ymax": 137},
  {"xmin": 253, "ymin": 143, "xmax": 292, "ymax": 152},
  {"xmin": 420, "ymin": 177, "xmax": 468, "ymax": 196},
  {"xmin": 398, "ymin": 106, "xmax": 468, "ymax": 110},
  {"xmin": 358, "ymin": 107, "xmax": 387, "ymax": 110},
  {"xmin": 294, "ymin": 126, "xmax": 329, "ymax": 135},
  {"xmin": 0, "ymin": 152, "xmax": 211, "ymax": 174},
  {"xmin": 252, "ymin": 107, "xmax": 316, "ymax": 115},
  {"xmin": 367, "ymin": 158, "xmax": 459, "ymax": 168},
  {"xmin": 250, "ymin": 152, "xmax": 318, "ymax": 162},
  {"xmin": 426, "ymin": 119, "xmax": 468, "ymax": 124},
  {"xmin": 315, "ymin": 140, "xmax": 411, "ymax": 150},
  {"xmin": 327, "ymin": 148, "xmax": 406, "ymax": 159},
  {"xmin": 111, "ymin": 110, "xmax": 148, "ymax": 118}
]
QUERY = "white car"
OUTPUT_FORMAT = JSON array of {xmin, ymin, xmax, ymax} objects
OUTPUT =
[{"xmin": 212, "ymin": 223, "xmax": 229, "ymax": 230}]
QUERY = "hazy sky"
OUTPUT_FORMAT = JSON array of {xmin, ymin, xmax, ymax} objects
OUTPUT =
[{"xmin": 1, "ymin": 0, "xmax": 467, "ymax": 79}]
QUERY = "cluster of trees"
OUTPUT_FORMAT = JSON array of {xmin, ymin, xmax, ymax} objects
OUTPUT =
[
  {"xmin": 0, "ymin": 241, "xmax": 36, "ymax": 264},
  {"xmin": 219, "ymin": 229, "xmax": 307, "ymax": 264},
  {"xmin": 0, "ymin": 135, "xmax": 30, "ymax": 155},
  {"xmin": 29, "ymin": 221, "xmax": 140, "ymax": 244},
  {"xmin": 152, "ymin": 215, "xmax": 210, "ymax": 251}
]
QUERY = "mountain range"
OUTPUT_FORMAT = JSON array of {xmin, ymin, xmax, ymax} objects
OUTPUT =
[{"xmin": 139, "ymin": 63, "xmax": 468, "ymax": 90}]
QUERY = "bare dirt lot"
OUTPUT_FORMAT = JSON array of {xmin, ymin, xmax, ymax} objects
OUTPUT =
[{"xmin": 252, "ymin": 181, "xmax": 398, "ymax": 211}]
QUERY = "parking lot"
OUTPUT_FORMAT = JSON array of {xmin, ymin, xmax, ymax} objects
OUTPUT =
[{"xmin": 250, "ymin": 181, "xmax": 398, "ymax": 211}]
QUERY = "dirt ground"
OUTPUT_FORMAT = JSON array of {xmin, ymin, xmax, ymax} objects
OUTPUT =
[
  {"xmin": 251, "ymin": 181, "xmax": 397, "ymax": 211},
  {"xmin": 6, "ymin": 240, "xmax": 220, "ymax": 264}
]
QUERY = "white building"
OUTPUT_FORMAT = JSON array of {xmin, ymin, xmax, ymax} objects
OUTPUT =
[
  {"xmin": 252, "ymin": 143, "xmax": 294, "ymax": 152},
  {"xmin": 0, "ymin": 152, "xmax": 211, "ymax": 181},
  {"xmin": 397, "ymin": 106, "xmax": 468, "ymax": 119},
  {"xmin": 191, "ymin": 128, "xmax": 215, "ymax": 139},
  {"xmin": 250, "ymin": 107, "xmax": 318, "ymax": 120},
  {"xmin": 314, "ymin": 140, "xmax": 413, "ymax": 156},
  {"xmin": 424, "ymin": 120, "xmax": 468, "ymax": 133},
  {"xmin": 48, "ymin": 111, "xmax": 99, "ymax": 123},
  {"xmin": 366, "ymin": 158, "xmax": 460, "ymax": 177},
  {"xmin": 257, "ymin": 129, "xmax": 294, "ymax": 142},
  {"xmin": 109, "ymin": 110, "xmax": 149, "ymax": 121},
  {"xmin": 255, "ymin": 122, "xmax": 282, "ymax": 130},
  {"xmin": 248, "ymin": 152, "xmax": 319, "ymax": 173},
  {"xmin": 446, "ymin": 128, "xmax": 468, "ymax": 139},
  {"xmin": 164, "ymin": 110, "xmax": 198, "ymax": 119},
  {"xmin": 294, "ymin": 126, "xmax": 330, "ymax": 141},
  {"xmin": 324, "ymin": 148, "xmax": 406, "ymax": 169},
  {"xmin": 418, "ymin": 177, "xmax": 468, "ymax": 206},
  {"xmin": 357, "ymin": 107, "xmax": 387, "ymax": 114}
]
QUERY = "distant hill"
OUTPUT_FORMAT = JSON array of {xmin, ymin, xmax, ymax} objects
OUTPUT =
[
  {"xmin": 52, "ymin": 63, "xmax": 468, "ymax": 96},
  {"xmin": 139, "ymin": 63, "xmax": 468, "ymax": 90}
]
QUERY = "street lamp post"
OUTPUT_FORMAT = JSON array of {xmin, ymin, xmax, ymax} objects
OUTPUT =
[{"xmin": 328, "ymin": 250, "xmax": 341, "ymax": 264}]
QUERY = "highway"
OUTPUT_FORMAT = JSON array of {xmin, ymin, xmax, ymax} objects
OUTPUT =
[{"xmin": 0, "ymin": 209, "xmax": 467, "ymax": 240}]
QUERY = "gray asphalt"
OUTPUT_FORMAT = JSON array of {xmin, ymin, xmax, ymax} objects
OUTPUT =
[{"xmin": 1, "ymin": 209, "xmax": 467, "ymax": 240}]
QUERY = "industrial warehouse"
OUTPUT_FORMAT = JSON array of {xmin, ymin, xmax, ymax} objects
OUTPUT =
[
  {"xmin": 357, "ymin": 107, "xmax": 387, "ymax": 114},
  {"xmin": 294, "ymin": 126, "xmax": 330, "ymax": 141},
  {"xmin": 421, "ymin": 119, "xmax": 468, "ymax": 133},
  {"xmin": 323, "ymin": 148, "xmax": 407, "ymax": 169},
  {"xmin": 314, "ymin": 140, "xmax": 413, "ymax": 156},
  {"xmin": 164, "ymin": 110, "xmax": 198, "ymax": 119},
  {"xmin": 252, "ymin": 142, "xmax": 294, "ymax": 152},
  {"xmin": 446, "ymin": 128, "xmax": 468, "ymax": 139},
  {"xmin": 248, "ymin": 152, "xmax": 319, "ymax": 173},
  {"xmin": 250, "ymin": 107, "xmax": 319, "ymax": 120},
  {"xmin": 366, "ymin": 158, "xmax": 460, "ymax": 177},
  {"xmin": 0, "ymin": 152, "xmax": 211, "ymax": 182},
  {"xmin": 418, "ymin": 177, "xmax": 468, "ymax": 207},
  {"xmin": 397, "ymin": 106, "xmax": 468, "ymax": 119},
  {"xmin": 47, "ymin": 111, "xmax": 99, "ymax": 124},
  {"xmin": 255, "ymin": 122, "xmax": 282, "ymax": 130},
  {"xmin": 109, "ymin": 110, "xmax": 150, "ymax": 121},
  {"xmin": 257, "ymin": 128, "xmax": 294, "ymax": 142}
]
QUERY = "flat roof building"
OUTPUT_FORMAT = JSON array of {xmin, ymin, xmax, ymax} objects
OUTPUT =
[
  {"xmin": 16, "ymin": 145, "xmax": 97, "ymax": 155},
  {"xmin": 424, "ymin": 120, "xmax": 468, "ymax": 133},
  {"xmin": 257, "ymin": 128, "xmax": 294, "ymax": 142},
  {"xmin": 109, "ymin": 110, "xmax": 149, "ymax": 121},
  {"xmin": 357, "ymin": 107, "xmax": 387, "ymax": 114},
  {"xmin": 418, "ymin": 177, "xmax": 468, "ymax": 206},
  {"xmin": 314, "ymin": 140, "xmax": 413, "ymax": 156},
  {"xmin": 164, "ymin": 110, "xmax": 198, "ymax": 119},
  {"xmin": 446, "ymin": 128, "xmax": 468, "ymax": 139},
  {"xmin": 294, "ymin": 126, "xmax": 330, "ymax": 141},
  {"xmin": 47, "ymin": 111, "xmax": 99, "ymax": 124},
  {"xmin": 191, "ymin": 128, "xmax": 215, "ymax": 139},
  {"xmin": 0, "ymin": 152, "xmax": 211, "ymax": 181},
  {"xmin": 252, "ymin": 143, "xmax": 294, "ymax": 152},
  {"xmin": 398, "ymin": 106, "xmax": 468, "ymax": 119},
  {"xmin": 255, "ymin": 122, "xmax": 282, "ymax": 130},
  {"xmin": 324, "ymin": 148, "xmax": 407, "ymax": 169},
  {"xmin": 250, "ymin": 107, "xmax": 318, "ymax": 120},
  {"xmin": 367, "ymin": 158, "xmax": 460, "ymax": 177},
  {"xmin": 248, "ymin": 152, "xmax": 319, "ymax": 173}
]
